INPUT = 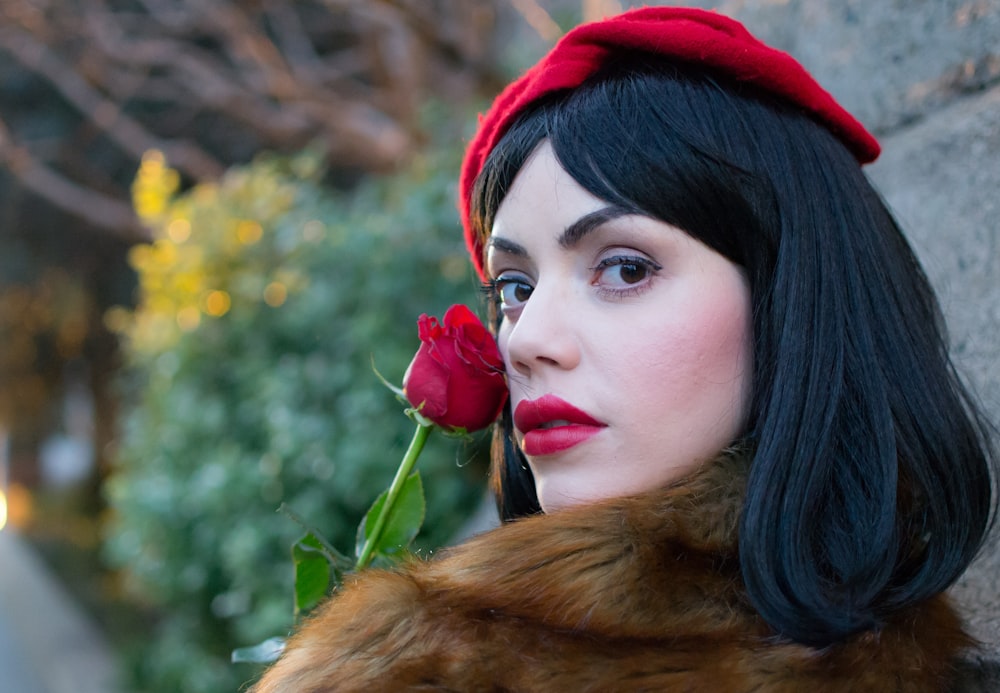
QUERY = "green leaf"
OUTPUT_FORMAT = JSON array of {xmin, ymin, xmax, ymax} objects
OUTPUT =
[
  {"xmin": 293, "ymin": 533, "xmax": 332, "ymax": 616},
  {"xmin": 371, "ymin": 356, "xmax": 406, "ymax": 401},
  {"xmin": 279, "ymin": 503, "xmax": 354, "ymax": 569},
  {"xmin": 404, "ymin": 407, "xmax": 435, "ymax": 428},
  {"xmin": 355, "ymin": 472, "xmax": 425, "ymax": 561},
  {"xmin": 231, "ymin": 637, "xmax": 286, "ymax": 664}
]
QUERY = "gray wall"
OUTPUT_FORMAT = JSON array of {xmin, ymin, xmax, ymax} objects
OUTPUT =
[{"xmin": 693, "ymin": 0, "xmax": 1000, "ymax": 685}]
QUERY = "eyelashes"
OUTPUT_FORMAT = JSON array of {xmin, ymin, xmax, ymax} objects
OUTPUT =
[
  {"xmin": 481, "ymin": 276, "xmax": 533, "ymax": 315},
  {"xmin": 590, "ymin": 255, "xmax": 662, "ymax": 297},
  {"xmin": 483, "ymin": 253, "xmax": 662, "ymax": 316}
]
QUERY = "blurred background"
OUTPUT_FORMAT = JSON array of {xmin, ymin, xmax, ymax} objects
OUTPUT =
[
  {"xmin": 0, "ymin": 1, "xmax": 627, "ymax": 691},
  {"xmin": 2, "ymin": 1, "xmax": 999, "ymax": 692}
]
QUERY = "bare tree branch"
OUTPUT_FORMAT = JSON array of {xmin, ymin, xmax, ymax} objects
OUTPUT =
[
  {"xmin": 0, "ymin": 117, "xmax": 148, "ymax": 241},
  {"xmin": 0, "ymin": 0, "xmax": 501, "ymax": 237},
  {"xmin": 509, "ymin": 0, "xmax": 562, "ymax": 42},
  {"xmin": 0, "ymin": 27, "xmax": 225, "ymax": 180}
]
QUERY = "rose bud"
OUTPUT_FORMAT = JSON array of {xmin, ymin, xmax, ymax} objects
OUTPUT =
[{"xmin": 402, "ymin": 304, "xmax": 507, "ymax": 432}]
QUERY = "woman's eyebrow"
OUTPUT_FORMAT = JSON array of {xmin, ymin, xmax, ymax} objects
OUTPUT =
[
  {"xmin": 559, "ymin": 205, "xmax": 635, "ymax": 248},
  {"xmin": 486, "ymin": 236, "xmax": 528, "ymax": 257},
  {"xmin": 487, "ymin": 204, "xmax": 635, "ymax": 258}
]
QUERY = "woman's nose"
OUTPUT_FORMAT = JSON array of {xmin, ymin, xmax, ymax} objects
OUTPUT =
[{"xmin": 503, "ymin": 283, "xmax": 581, "ymax": 376}]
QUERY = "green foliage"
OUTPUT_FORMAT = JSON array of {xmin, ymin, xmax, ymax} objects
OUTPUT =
[
  {"xmin": 292, "ymin": 532, "xmax": 335, "ymax": 617},
  {"xmin": 355, "ymin": 470, "xmax": 426, "ymax": 565},
  {"xmin": 104, "ymin": 144, "xmax": 489, "ymax": 692}
]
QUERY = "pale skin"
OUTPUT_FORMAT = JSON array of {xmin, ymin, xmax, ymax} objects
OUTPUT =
[{"xmin": 487, "ymin": 142, "xmax": 754, "ymax": 512}]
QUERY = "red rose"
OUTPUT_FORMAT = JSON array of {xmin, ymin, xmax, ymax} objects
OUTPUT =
[{"xmin": 402, "ymin": 304, "xmax": 507, "ymax": 431}]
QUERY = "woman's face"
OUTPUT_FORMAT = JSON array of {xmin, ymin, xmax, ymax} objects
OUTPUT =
[{"xmin": 487, "ymin": 142, "xmax": 753, "ymax": 512}]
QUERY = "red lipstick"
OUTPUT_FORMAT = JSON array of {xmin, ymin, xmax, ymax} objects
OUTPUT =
[{"xmin": 513, "ymin": 395, "xmax": 606, "ymax": 456}]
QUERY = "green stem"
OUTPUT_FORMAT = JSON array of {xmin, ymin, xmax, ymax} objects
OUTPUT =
[{"xmin": 356, "ymin": 422, "xmax": 432, "ymax": 570}]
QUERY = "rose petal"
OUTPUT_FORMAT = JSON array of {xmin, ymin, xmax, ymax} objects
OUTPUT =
[{"xmin": 403, "ymin": 304, "xmax": 507, "ymax": 431}]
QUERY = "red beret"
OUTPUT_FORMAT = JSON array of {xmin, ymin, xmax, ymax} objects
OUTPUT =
[{"xmin": 459, "ymin": 6, "xmax": 879, "ymax": 278}]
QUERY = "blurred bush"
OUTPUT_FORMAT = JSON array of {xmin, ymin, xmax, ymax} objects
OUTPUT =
[{"xmin": 103, "ymin": 140, "xmax": 488, "ymax": 692}]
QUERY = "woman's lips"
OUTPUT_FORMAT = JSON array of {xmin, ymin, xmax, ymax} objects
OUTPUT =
[{"xmin": 513, "ymin": 395, "xmax": 606, "ymax": 456}]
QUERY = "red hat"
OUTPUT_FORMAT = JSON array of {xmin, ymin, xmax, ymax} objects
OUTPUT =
[{"xmin": 459, "ymin": 6, "xmax": 880, "ymax": 278}]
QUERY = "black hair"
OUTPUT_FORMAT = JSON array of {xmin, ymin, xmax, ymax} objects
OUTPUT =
[{"xmin": 470, "ymin": 54, "xmax": 997, "ymax": 648}]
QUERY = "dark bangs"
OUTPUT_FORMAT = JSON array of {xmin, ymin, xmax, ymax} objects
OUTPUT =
[{"xmin": 470, "ymin": 55, "xmax": 827, "ymax": 276}]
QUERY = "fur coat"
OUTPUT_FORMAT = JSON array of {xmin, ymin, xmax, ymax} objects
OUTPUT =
[{"xmin": 251, "ymin": 450, "xmax": 972, "ymax": 692}]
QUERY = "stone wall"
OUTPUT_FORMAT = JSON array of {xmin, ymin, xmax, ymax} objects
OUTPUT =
[{"xmin": 690, "ymin": 1, "xmax": 1000, "ymax": 686}]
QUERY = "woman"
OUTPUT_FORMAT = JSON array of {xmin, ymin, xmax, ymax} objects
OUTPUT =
[{"xmin": 252, "ymin": 7, "xmax": 995, "ymax": 691}]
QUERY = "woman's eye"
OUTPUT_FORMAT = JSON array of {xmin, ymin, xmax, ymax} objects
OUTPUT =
[
  {"xmin": 612, "ymin": 262, "xmax": 648, "ymax": 284},
  {"xmin": 593, "ymin": 255, "xmax": 661, "ymax": 291},
  {"xmin": 494, "ymin": 277, "xmax": 533, "ymax": 311}
]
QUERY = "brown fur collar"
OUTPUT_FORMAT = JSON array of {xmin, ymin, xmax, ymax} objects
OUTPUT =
[{"xmin": 252, "ymin": 449, "xmax": 971, "ymax": 692}]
